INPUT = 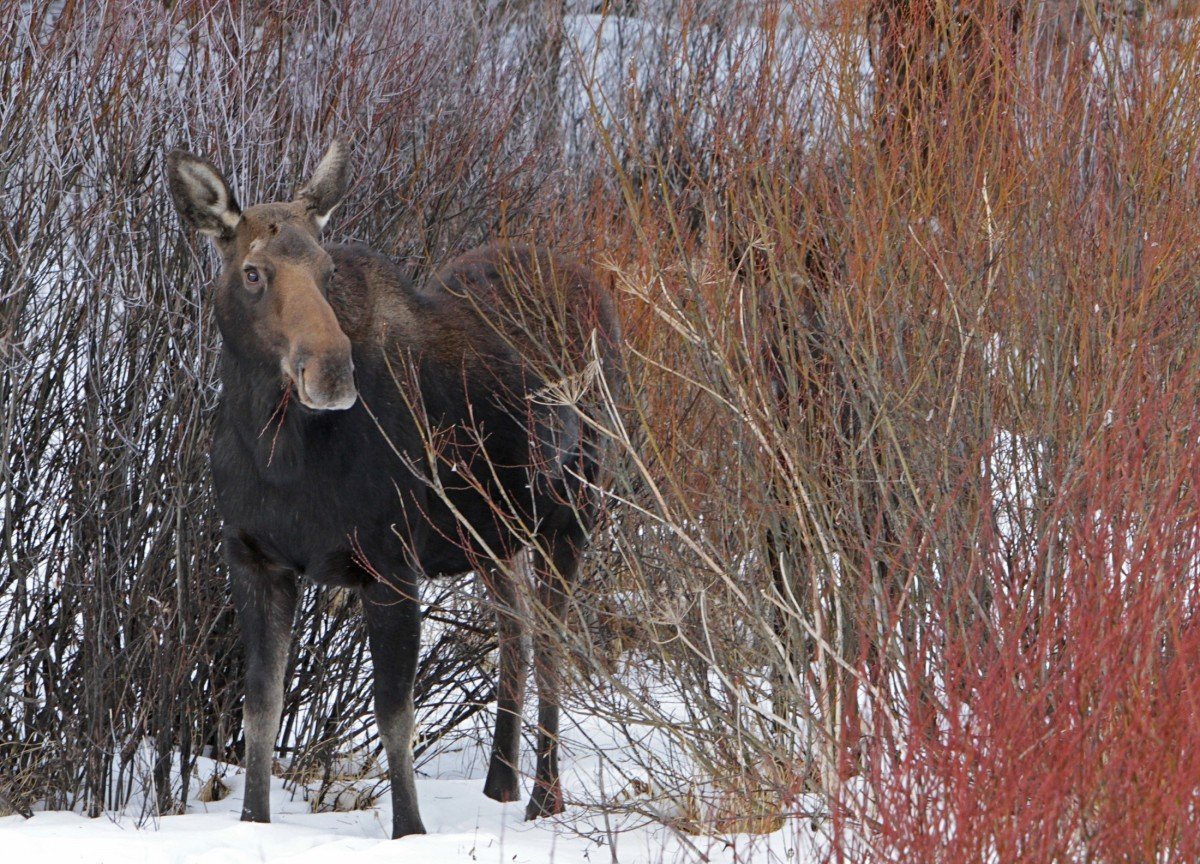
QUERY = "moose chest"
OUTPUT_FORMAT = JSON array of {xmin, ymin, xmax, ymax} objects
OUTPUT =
[
  {"xmin": 209, "ymin": 383, "xmax": 530, "ymax": 585},
  {"xmin": 210, "ymin": 397, "xmax": 414, "ymax": 587}
]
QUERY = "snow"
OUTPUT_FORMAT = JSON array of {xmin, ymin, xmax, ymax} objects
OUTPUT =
[
  {"xmin": 0, "ymin": 773, "xmax": 820, "ymax": 863},
  {"xmin": 1, "ymin": 781, "xmax": 502, "ymax": 863},
  {"xmin": 0, "ymin": 708, "xmax": 829, "ymax": 863}
]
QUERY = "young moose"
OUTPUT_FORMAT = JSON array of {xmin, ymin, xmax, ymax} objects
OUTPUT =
[{"xmin": 167, "ymin": 141, "xmax": 619, "ymax": 837}]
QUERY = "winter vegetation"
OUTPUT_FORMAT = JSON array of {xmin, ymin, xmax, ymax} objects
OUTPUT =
[{"xmin": 3, "ymin": 0, "xmax": 1200, "ymax": 861}]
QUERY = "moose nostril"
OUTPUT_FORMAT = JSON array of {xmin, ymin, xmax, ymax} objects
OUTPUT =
[{"xmin": 288, "ymin": 346, "xmax": 356, "ymax": 410}]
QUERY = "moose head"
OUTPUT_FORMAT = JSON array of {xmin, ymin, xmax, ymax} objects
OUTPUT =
[{"xmin": 167, "ymin": 141, "xmax": 357, "ymax": 411}]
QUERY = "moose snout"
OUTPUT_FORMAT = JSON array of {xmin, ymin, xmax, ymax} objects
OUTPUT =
[{"xmin": 289, "ymin": 338, "xmax": 357, "ymax": 411}]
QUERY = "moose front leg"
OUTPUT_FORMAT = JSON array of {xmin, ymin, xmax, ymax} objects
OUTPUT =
[
  {"xmin": 363, "ymin": 576, "xmax": 427, "ymax": 837},
  {"xmin": 228, "ymin": 536, "xmax": 299, "ymax": 824}
]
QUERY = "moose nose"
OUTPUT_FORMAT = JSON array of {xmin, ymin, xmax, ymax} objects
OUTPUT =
[{"xmin": 290, "ymin": 340, "xmax": 357, "ymax": 411}]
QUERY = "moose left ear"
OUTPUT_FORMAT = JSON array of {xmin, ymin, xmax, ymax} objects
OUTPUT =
[{"xmin": 295, "ymin": 140, "xmax": 350, "ymax": 230}]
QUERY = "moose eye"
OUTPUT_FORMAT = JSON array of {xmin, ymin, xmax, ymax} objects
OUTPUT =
[{"xmin": 243, "ymin": 266, "xmax": 262, "ymax": 289}]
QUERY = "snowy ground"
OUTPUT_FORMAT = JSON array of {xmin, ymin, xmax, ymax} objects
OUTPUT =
[{"xmin": 0, "ymin": 709, "xmax": 828, "ymax": 864}]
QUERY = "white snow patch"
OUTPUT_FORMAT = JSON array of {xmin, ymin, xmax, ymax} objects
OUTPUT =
[{"xmin": 1, "ymin": 708, "xmax": 831, "ymax": 863}]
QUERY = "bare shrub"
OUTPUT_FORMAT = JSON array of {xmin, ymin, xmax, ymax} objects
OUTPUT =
[
  {"xmin": 5, "ymin": 1, "xmax": 1200, "ymax": 860},
  {"xmin": 470, "ymin": 0, "xmax": 1200, "ymax": 857},
  {"xmin": 0, "ymin": 0, "xmax": 564, "ymax": 817}
]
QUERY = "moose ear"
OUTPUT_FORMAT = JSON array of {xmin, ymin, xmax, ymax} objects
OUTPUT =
[
  {"xmin": 295, "ymin": 140, "xmax": 350, "ymax": 230},
  {"xmin": 166, "ymin": 150, "xmax": 241, "ymax": 243}
]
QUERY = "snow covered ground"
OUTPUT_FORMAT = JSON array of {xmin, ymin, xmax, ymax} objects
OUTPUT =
[{"xmin": 0, "ymin": 708, "xmax": 828, "ymax": 864}]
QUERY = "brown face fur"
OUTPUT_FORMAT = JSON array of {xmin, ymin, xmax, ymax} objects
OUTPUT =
[
  {"xmin": 224, "ymin": 203, "xmax": 355, "ymax": 411},
  {"xmin": 167, "ymin": 142, "xmax": 355, "ymax": 411}
]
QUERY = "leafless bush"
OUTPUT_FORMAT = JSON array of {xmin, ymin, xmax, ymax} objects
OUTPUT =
[
  {"xmin": 514, "ymin": 1, "xmax": 1200, "ymax": 859},
  {"xmin": 393, "ymin": 1, "xmax": 1200, "ymax": 859},
  {"xmin": 5, "ymin": 1, "xmax": 1200, "ymax": 859},
  {"xmin": 0, "ymin": 0, "xmax": 569, "ymax": 817}
]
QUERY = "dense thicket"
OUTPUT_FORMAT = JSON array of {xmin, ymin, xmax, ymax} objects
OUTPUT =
[{"xmin": 3, "ymin": 1, "xmax": 1200, "ymax": 860}]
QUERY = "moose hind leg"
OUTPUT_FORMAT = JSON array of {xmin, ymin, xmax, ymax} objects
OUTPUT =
[
  {"xmin": 482, "ymin": 560, "xmax": 530, "ymax": 803},
  {"xmin": 229, "ymin": 546, "xmax": 298, "ymax": 824},
  {"xmin": 363, "ymin": 577, "xmax": 427, "ymax": 838},
  {"xmin": 526, "ymin": 521, "xmax": 588, "ymax": 821}
]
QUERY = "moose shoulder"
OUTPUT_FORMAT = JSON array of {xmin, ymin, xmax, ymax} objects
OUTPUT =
[{"xmin": 167, "ymin": 141, "xmax": 620, "ymax": 837}]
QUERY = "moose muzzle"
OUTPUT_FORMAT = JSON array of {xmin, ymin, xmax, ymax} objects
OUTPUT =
[{"xmin": 287, "ymin": 336, "xmax": 357, "ymax": 411}]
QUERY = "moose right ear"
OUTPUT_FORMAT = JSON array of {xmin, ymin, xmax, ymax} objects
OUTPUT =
[{"xmin": 166, "ymin": 150, "xmax": 241, "ymax": 243}]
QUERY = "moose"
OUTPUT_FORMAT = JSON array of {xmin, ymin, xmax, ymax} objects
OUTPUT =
[{"xmin": 166, "ymin": 141, "xmax": 620, "ymax": 837}]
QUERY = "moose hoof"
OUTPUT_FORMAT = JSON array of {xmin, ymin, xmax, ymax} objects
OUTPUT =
[
  {"xmin": 524, "ymin": 784, "xmax": 564, "ymax": 821},
  {"xmin": 483, "ymin": 767, "xmax": 521, "ymax": 803}
]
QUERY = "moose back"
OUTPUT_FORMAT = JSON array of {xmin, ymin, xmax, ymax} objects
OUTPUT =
[{"xmin": 167, "ymin": 141, "xmax": 620, "ymax": 837}]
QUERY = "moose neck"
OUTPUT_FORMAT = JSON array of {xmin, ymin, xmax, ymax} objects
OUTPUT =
[{"xmin": 218, "ymin": 343, "xmax": 347, "ymax": 479}]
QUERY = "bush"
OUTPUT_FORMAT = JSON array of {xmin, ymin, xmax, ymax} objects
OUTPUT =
[{"xmin": 3, "ymin": 2, "xmax": 1199, "ymax": 860}]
